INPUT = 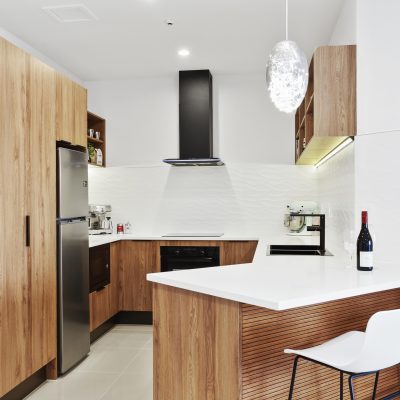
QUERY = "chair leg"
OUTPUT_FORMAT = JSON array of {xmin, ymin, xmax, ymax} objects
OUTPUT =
[
  {"xmin": 349, "ymin": 375, "xmax": 356, "ymax": 400},
  {"xmin": 372, "ymin": 371, "xmax": 380, "ymax": 400},
  {"xmin": 340, "ymin": 371, "xmax": 344, "ymax": 400},
  {"xmin": 288, "ymin": 356, "xmax": 299, "ymax": 400}
]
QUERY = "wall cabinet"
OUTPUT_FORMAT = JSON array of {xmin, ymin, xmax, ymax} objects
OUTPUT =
[
  {"xmin": 56, "ymin": 74, "xmax": 87, "ymax": 148},
  {"xmin": 0, "ymin": 37, "xmax": 56, "ymax": 397},
  {"xmin": 295, "ymin": 45, "xmax": 356, "ymax": 165}
]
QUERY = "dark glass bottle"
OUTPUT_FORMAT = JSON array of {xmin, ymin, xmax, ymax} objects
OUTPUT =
[{"xmin": 357, "ymin": 211, "xmax": 373, "ymax": 271}]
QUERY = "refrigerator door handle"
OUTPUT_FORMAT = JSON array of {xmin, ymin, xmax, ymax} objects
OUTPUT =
[{"xmin": 25, "ymin": 215, "xmax": 30, "ymax": 247}]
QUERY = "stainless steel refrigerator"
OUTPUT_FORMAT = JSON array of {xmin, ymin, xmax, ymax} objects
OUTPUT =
[{"xmin": 57, "ymin": 147, "xmax": 90, "ymax": 374}]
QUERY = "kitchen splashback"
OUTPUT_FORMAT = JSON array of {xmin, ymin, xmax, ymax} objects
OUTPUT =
[{"xmin": 88, "ymin": 163, "xmax": 318, "ymax": 237}]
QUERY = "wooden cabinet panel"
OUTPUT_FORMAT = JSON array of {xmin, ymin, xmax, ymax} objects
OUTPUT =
[
  {"xmin": 56, "ymin": 74, "xmax": 87, "ymax": 147},
  {"xmin": 90, "ymin": 287, "xmax": 111, "ymax": 332},
  {"xmin": 220, "ymin": 241, "xmax": 258, "ymax": 266},
  {"xmin": 0, "ymin": 37, "xmax": 30, "ymax": 397},
  {"xmin": 56, "ymin": 74, "xmax": 74, "ymax": 144},
  {"xmin": 73, "ymin": 82, "xmax": 87, "ymax": 147},
  {"xmin": 109, "ymin": 242, "xmax": 121, "ymax": 316},
  {"xmin": 28, "ymin": 56, "xmax": 57, "ymax": 372},
  {"xmin": 120, "ymin": 241, "xmax": 159, "ymax": 312}
]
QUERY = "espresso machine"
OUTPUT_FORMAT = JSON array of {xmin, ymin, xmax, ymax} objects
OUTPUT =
[
  {"xmin": 284, "ymin": 201, "xmax": 319, "ymax": 236},
  {"xmin": 88, "ymin": 205, "xmax": 113, "ymax": 235}
]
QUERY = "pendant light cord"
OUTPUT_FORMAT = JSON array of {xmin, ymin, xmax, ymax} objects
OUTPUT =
[{"xmin": 286, "ymin": 0, "xmax": 289, "ymax": 40}]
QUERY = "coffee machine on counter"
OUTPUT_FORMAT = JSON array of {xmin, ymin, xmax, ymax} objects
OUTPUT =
[
  {"xmin": 88, "ymin": 205, "xmax": 113, "ymax": 235},
  {"xmin": 284, "ymin": 201, "xmax": 319, "ymax": 236}
]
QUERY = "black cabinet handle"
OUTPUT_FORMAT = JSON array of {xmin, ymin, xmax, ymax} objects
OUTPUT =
[{"xmin": 25, "ymin": 215, "xmax": 30, "ymax": 247}]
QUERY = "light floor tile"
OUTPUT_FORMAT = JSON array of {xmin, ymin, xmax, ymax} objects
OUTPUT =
[
  {"xmin": 24, "ymin": 325, "xmax": 153, "ymax": 400},
  {"xmin": 25, "ymin": 371, "xmax": 119, "ymax": 400}
]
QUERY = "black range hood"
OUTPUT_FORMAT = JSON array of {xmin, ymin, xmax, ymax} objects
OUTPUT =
[{"xmin": 163, "ymin": 70, "xmax": 224, "ymax": 166}]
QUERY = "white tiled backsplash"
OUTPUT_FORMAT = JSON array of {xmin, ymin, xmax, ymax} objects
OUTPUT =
[{"xmin": 88, "ymin": 164, "xmax": 318, "ymax": 237}]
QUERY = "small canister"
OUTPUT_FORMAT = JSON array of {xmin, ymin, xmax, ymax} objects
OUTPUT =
[{"xmin": 117, "ymin": 224, "xmax": 124, "ymax": 234}]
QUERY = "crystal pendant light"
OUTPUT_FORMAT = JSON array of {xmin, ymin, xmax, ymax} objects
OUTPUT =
[{"xmin": 266, "ymin": 0, "xmax": 308, "ymax": 113}]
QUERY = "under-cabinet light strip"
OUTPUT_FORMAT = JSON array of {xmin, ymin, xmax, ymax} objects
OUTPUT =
[{"xmin": 315, "ymin": 137, "xmax": 354, "ymax": 168}]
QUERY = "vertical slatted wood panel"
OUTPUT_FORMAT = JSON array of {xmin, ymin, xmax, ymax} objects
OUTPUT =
[{"xmin": 241, "ymin": 289, "xmax": 400, "ymax": 400}]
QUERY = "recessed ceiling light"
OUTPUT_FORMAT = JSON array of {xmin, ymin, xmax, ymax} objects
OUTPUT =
[
  {"xmin": 178, "ymin": 48, "xmax": 190, "ymax": 57},
  {"xmin": 42, "ymin": 4, "xmax": 98, "ymax": 23}
]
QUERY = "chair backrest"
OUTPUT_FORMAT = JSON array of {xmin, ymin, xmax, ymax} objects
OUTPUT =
[{"xmin": 346, "ymin": 309, "xmax": 400, "ymax": 373}]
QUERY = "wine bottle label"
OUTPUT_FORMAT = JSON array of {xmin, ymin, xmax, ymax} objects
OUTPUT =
[{"xmin": 360, "ymin": 251, "xmax": 373, "ymax": 268}]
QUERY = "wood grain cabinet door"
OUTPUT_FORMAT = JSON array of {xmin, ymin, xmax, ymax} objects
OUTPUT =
[
  {"xmin": 56, "ymin": 73, "xmax": 74, "ymax": 144},
  {"xmin": 0, "ymin": 37, "xmax": 31, "ymax": 397},
  {"xmin": 27, "ymin": 56, "xmax": 57, "ymax": 373},
  {"xmin": 73, "ymin": 82, "xmax": 87, "ymax": 147},
  {"xmin": 56, "ymin": 74, "xmax": 87, "ymax": 147},
  {"xmin": 220, "ymin": 241, "xmax": 258, "ymax": 266},
  {"xmin": 120, "ymin": 241, "xmax": 159, "ymax": 312}
]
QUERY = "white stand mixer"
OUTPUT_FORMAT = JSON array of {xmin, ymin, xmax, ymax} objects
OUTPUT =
[{"xmin": 284, "ymin": 201, "xmax": 319, "ymax": 236}]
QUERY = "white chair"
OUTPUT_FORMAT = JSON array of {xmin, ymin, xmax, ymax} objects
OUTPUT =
[{"xmin": 284, "ymin": 309, "xmax": 400, "ymax": 400}]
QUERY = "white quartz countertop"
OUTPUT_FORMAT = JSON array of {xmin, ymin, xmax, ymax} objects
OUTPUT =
[
  {"xmin": 89, "ymin": 234, "xmax": 259, "ymax": 248},
  {"xmin": 147, "ymin": 238, "xmax": 400, "ymax": 311}
]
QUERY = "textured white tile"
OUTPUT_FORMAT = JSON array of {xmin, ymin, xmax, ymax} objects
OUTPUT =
[{"xmin": 88, "ymin": 163, "xmax": 318, "ymax": 237}]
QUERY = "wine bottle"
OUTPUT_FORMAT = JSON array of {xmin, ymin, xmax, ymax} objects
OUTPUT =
[{"xmin": 357, "ymin": 211, "xmax": 373, "ymax": 271}]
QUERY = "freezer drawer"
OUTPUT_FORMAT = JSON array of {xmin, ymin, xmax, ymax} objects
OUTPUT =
[
  {"xmin": 58, "ymin": 220, "xmax": 90, "ymax": 374},
  {"xmin": 57, "ymin": 147, "xmax": 88, "ymax": 219}
]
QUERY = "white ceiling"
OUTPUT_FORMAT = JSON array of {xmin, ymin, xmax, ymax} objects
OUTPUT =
[{"xmin": 0, "ymin": 0, "xmax": 345, "ymax": 81}]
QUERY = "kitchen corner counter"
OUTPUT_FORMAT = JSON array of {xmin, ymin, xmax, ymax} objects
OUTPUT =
[
  {"xmin": 147, "ymin": 238, "xmax": 400, "ymax": 311},
  {"xmin": 88, "ymin": 234, "xmax": 259, "ymax": 248}
]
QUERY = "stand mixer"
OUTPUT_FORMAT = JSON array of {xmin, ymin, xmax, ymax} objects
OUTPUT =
[
  {"xmin": 88, "ymin": 205, "xmax": 113, "ymax": 235},
  {"xmin": 284, "ymin": 201, "xmax": 319, "ymax": 236}
]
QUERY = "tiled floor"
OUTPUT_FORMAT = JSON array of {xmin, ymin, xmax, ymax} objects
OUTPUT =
[{"xmin": 25, "ymin": 325, "xmax": 153, "ymax": 400}]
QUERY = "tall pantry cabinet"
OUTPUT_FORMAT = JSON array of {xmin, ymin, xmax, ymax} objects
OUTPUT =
[{"xmin": 0, "ymin": 37, "xmax": 57, "ymax": 397}]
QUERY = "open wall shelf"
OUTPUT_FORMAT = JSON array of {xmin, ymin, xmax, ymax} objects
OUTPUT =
[{"xmin": 87, "ymin": 112, "xmax": 106, "ymax": 167}]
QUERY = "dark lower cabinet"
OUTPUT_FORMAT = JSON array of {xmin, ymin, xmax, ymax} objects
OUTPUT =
[{"xmin": 89, "ymin": 244, "xmax": 110, "ymax": 293}]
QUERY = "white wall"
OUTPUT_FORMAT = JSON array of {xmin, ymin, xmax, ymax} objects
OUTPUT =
[
  {"xmin": 329, "ymin": 0, "xmax": 357, "ymax": 45},
  {"xmin": 357, "ymin": 0, "xmax": 400, "ymax": 135},
  {"xmin": 354, "ymin": 0, "xmax": 400, "ymax": 265},
  {"xmin": 88, "ymin": 164, "xmax": 317, "ymax": 236},
  {"xmin": 0, "ymin": 27, "xmax": 83, "ymax": 85},
  {"xmin": 86, "ymin": 73, "xmax": 294, "ymax": 166}
]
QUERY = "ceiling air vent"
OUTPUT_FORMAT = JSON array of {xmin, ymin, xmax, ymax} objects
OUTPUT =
[{"xmin": 42, "ymin": 4, "xmax": 98, "ymax": 23}]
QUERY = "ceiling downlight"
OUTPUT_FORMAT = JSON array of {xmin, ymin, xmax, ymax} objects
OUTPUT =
[{"xmin": 42, "ymin": 4, "xmax": 98, "ymax": 23}]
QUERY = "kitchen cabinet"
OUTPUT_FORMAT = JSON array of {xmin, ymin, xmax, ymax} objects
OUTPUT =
[
  {"xmin": 295, "ymin": 45, "xmax": 356, "ymax": 165},
  {"xmin": 220, "ymin": 241, "xmax": 258, "ymax": 265},
  {"xmin": 56, "ymin": 74, "xmax": 87, "ymax": 148},
  {"xmin": 120, "ymin": 241, "xmax": 159, "ymax": 312},
  {"xmin": 0, "ymin": 37, "xmax": 57, "ymax": 397},
  {"xmin": 89, "ymin": 242, "xmax": 120, "ymax": 331}
]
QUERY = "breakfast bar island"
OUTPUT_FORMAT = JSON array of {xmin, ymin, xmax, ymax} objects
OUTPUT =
[{"xmin": 148, "ymin": 242, "xmax": 400, "ymax": 400}]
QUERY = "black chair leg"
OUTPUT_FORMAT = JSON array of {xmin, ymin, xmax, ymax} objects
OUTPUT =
[
  {"xmin": 340, "ymin": 371, "xmax": 344, "ymax": 400},
  {"xmin": 349, "ymin": 375, "xmax": 356, "ymax": 400},
  {"xmin": 372, "ymin": 371, "xmax": 380, "ymax": 400},
  {"xmin": 288, "ymin": 356, "xmax": 299, "ymax": 400}
]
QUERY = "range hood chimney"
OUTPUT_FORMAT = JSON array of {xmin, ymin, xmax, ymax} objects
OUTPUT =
[{"xmin": 163, "ymin": 70, "xmax": 223, "ymax": 166}]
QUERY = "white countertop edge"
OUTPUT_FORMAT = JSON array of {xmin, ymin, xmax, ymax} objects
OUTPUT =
[
  {"xmin": 89, "ymin": 234, "xmax": 260, "ymax": 248},
  {"xmin": 147, "ymin": 273, "xmax": 400, "ymax": 311}
]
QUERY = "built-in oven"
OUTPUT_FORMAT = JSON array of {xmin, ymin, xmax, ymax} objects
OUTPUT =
[
  {"xmin": 89, "ymin": 243, "xmax": 110, "ymax": 292},
  {"xmin": 160, "ymin": 246, "xmax": 220, "ymax": 272}
]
